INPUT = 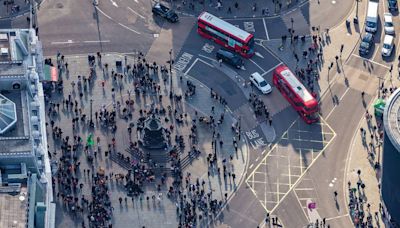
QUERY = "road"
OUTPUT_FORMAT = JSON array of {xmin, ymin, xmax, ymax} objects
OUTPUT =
[{"xmin": 28, "ymin": 0, "xmax": 394, "ymax": 227}]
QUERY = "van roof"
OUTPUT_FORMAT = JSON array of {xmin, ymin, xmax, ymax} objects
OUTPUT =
[
  {"xmin": 367, "ymin": 1, "xmax": 378, "ymax": 17},
  {"xmin": 384, "ymin": 35, "xmax": 394, "ymax": 44},
  {"xmin": 251, "ymin": 72, "xmax": 264, "ymax": 81},
  {"xmin": 384, "ymin": 13, "xmax": 393, "ymax": 22}
]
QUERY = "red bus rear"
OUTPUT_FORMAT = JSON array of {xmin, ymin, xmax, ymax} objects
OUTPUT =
[
  {"xmin": 197, "ymin": 12, "xmax": 254, "ymax": 58},
  {"xmin": 273, "ymin": 65, "xmax": 319, "ymax": 124}
]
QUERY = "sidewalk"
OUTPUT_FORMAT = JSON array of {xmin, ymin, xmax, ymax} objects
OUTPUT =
[
  {"xmin": 263, "ymin": 0, "xmax": 365, "ymax": 101},
  {"xmin": 0, "ymin": 0, "xmax": 38, "ymax": 19},
  {"xmin": 164, "ymin": 0, "xmax": 307, "ymax": 18},
  {"xmin": 344, "ymin": 69, "xmax": 400, "ymax": 227},
  {"xmin": 345, "ymin": 95, "xmax": 385, "ymax": 227}
]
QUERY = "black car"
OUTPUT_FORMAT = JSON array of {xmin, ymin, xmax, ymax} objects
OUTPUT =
[
  {"xmin": 388, "ymin": 0, "xmax": 398, "ymax": 11},
  {"xmin": 216, "ymin": 49, "xmax": 243, "ymax": 69},
  {"xmin": 359, "ymin": 33, "xmax": 374, "ymax": 56},
  {"xmin": 152, "ymin": 3, "xmax": 179, "ymax": 23}
]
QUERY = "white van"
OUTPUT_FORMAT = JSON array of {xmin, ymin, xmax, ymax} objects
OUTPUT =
[
  {"xmin": 365, "ymin": 1, "xmax": 378, "ymax": 33},
  {"xmin": 250, "ymin": 72, "xmax": 272, "ymax": 94},
  {"xmin": 382, "ymin": 35, "xmax": 394, "ymax": 57}
]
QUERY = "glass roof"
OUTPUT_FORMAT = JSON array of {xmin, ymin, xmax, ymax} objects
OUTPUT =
[{"xmin": 0, "ymin": 94, "xmax": 17, "ymax": 134}]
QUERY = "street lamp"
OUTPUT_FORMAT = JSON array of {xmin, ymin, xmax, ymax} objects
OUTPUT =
[
  {"xmin": 327, "ymin": 62, "xmax": 333, "ymax": 82},
  {"xmin": 289, "ymin": 18, "xmax": 294, "ymax": 43},
  {"xmin": 90, "ymin": 99, "xmax": 93, "ymax": 127},
  {"xmin": 213, "ymin": 138, "xmax": 217, "ymax": 161},
  {"xmin": 169, "ymin": 49, "xmax": 173, "ymax": 98},
  {"xmin": 127, "ymin": 89, "xmax": 131, "ymax": 110},
  {"xmin": 355, "ymin": 0, "xmax": 359, "ymax": 20}
]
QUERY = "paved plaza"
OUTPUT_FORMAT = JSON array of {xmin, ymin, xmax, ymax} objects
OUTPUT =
[{"xmin": 46, "ymin": 53, "xmax": 248, "ymax": 227}]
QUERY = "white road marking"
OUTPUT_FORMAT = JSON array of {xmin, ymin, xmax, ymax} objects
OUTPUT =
[
  {"xmin": 128, "ymin": 6, "xmax": 146, "ymax": 19},
  {"xmin": 244, "ymin": 21, "xmax": 255, "ymax": 33},
  {"xmin": 134, "ymin": 0, "xmax": 138, "ymax": 2},
  {"xmin": 51, "ymin": 40, "xmax": 74, "ymax": 44},
  {"xmin": 184, "ymin": 58, "xmax": 199, "ymax": 75},
  {"xmin": 262, "ymin": 18, "xmax": 270, "ymax": 40},
  {"xmin": 326, "ymin": 214, "xmax": 349, "ymax": 221},
  {"xmin": 249, "ymin": 59, "xmax": 266, "ymax": 73},
  {"xmin": 261, "ymin": 62, "xmax": 283, "ymax": 77},
  {"xmin": 249, "ymin": 164, "xmax": 254, "ymax": 169},
  {"xmin": 326, "ymin": 87, "xmax": 350, "ymax": 120},
  {"xmin": 197, "ymin": 58, "xmax": 214, "ymax": 68},
  {"xmin": 118, "ymin": 22, "xmax": 140, "ymax": 34},
  {"xmin": 95, "ymin": 7, "xmax": 112, "ymax": 19},
  {"xmin": 295, "ymin": 188, "xmax": 314, "ymax": 191},
  {"xmin": 83, "ymin": 40, "xmax": 110, "ymax": 43},
  {"xmin": 110, "ymin": 0, "xmax": 118, "ymax": 7},
  {"xmin": 339, "ymin": 87, "xmax": 350, "ymax": 101},
  {"xmin": 198, "ymin": 54, "xmax": 217, "ymax": 63},
  {"xmin": 96, "ymin": 6, "xmax": 141, "ymax": 34},
  {"xmin": 255, "ymin": 52, "xmax": 264, "ymax": 58},
  {"xmin": 350, "ymin": 53, "xmax": 390, "ymax": 69}
]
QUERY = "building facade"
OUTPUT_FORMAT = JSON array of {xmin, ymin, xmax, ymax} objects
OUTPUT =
[
  {"xmin": 382, "ymin": 88, "xmax": 400, "ymax": 227},
  {"xmin": 0, "ymin": 28, "xmax": 54, "ymax": 228}
]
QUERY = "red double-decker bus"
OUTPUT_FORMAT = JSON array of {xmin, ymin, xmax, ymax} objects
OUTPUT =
[
  {"xmin": 273, "ymin": 65, "xmax": 319, "ymax": 124},
  {"xmin": 197, "ymin": 12, "xmax": 255, "ymax": 58}
]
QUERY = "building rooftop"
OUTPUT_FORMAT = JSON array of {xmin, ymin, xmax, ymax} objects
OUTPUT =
[
  {"xmin": 383, "ymin": 88, "xmax": 400, "ymax": 152},
  {"xmin": 0, "ymin": 94, "xmax": 17, "ymax": 134},
  {"xmin": 0, "ymin": 91, "xmax": 31, "ymax": 155},
  {"xmin": 0, "ymin": 186, "xmax": 28, "ymax": 228}
]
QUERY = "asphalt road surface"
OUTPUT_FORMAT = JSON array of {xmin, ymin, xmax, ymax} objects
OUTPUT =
[{"xmin": 33, "ymin": 0, "xmax": 390, "ymax": 227}]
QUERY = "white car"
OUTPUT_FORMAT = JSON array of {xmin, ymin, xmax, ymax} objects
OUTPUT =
[
  {"xmin": 384, "ymin": 13, "xmax": 395, "ymax": 35},
  {"xmin": 382, "ymin": 35, "xmax": 394, "ymax": 57},
  {"xmin": 250, "ymin": 72, "xmax": 272, "ymax": 94}
]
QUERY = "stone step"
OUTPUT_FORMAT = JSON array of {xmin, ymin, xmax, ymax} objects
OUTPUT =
[
  {"xmin": 180, "ymin": 150, "xmax": 201, "ymax": 170},
  {"xmin": 109, "ymin": 152, "xmax": 131, "ymax": 170}
]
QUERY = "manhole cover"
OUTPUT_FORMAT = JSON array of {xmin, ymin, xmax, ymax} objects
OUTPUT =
[{"xmin": 56, "ymin": 3, "xmax": 63, "ymax": 8}]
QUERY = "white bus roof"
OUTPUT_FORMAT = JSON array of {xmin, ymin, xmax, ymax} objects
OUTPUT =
[
  {"xmin": 280, "ymin": 69, "xmax": 314, "ymax": 102},
  {"xmin": 198, "ymin": 12, "xmax": 252, "ymax": 41}
]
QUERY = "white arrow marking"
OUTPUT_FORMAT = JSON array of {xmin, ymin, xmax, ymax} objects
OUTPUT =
[
  {"xmin": 241, "ymin": 66, "xmax": 246, "ymax": 70},
  {"xmin": 110, "ymin": 0, "xmax": 118, "ymax": 7},
  {"xmin": 255, "ymin": 52, "xmax": 264, "ymax": 59}
]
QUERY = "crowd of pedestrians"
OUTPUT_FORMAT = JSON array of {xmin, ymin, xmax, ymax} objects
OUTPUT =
[{"xmin": 45, "ymin": 48, "xmax": 242, "ymax": 227}]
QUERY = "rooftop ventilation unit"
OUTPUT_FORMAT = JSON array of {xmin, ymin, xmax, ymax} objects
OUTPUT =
[
  {"xmin": 0, "ymin": 48, "xmax": 8, "ymax": 56},
  {"xmin": 0, "ymin": 33, "xmax": 8, "ymax": 41}
]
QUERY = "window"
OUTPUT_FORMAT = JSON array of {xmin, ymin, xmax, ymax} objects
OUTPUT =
[
  {"xmin": 199, "ymin": 21, "xmax": 245, "ymax": 48},
  {"xmin": 205, "ymin": 26, "xmax": 229, "ymax": 41}
]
